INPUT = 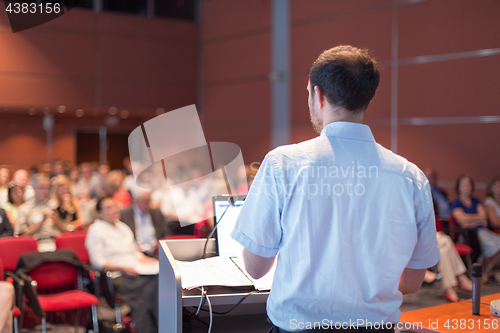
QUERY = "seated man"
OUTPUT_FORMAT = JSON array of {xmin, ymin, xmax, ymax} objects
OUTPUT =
[
  {"xmin": 85, "ymin": 197, "xmax": 158, "ymax": 333},
  {"xmin": 17, "ymin": 174, "xmax": 67, "ymax": 247},
  {"xmin": 120, "ymin": 188, "xmax": 170, "ymax": 257}
]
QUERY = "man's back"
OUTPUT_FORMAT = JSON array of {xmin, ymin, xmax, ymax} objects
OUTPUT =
[{"xmin": 232, "ymin": 121, "xmax": 439, "ymax": 328}]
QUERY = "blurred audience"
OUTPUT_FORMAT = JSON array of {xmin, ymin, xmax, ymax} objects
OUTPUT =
[
  {"xmin": 0, "ymin": 208, "xmax": 14, "ymax": 238},
  {"xmin": 49, "ymin": 175, "xmax": 83, "ymax": 231},
  {"xmin": 3, "ymin": 183, "xmax": 25, "ymax": 229},
  {"xmin": 120, "ymin": 188, "xmax": 170, "ymax": 256},
  {"xmin": 88, "ymin": 163, "xmax": 110, "ymax": 200},
  {"xmin": 451, "ymin": 175, "xmax": 500, "ymax": 283},
  {"xmin": 425, "ymin": 168, "xmax": 451, "ymax": 225},
  {"xmin": 108, "ymin": 170, "xmax": 131, "ymax": 209},
  {"xmin": 73, "ymin": 162, "xmax": 93, "ymax": 201},
  {"xmin": 484, "ymin": 177, "xmax": 500, "ymax": 230},
  {"xmin": 17, "ymin": 174, "xmax": 67, "ymax": 243},
  {"xmin": 0, "ymin": 166, "xmax": 10, "ymax": 207},
  {"xmin": 12, "ymin": 169, "xmax": 34, "ymax": 201}
]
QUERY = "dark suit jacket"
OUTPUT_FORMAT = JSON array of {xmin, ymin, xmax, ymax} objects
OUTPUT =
[
  {"xmin": 120, "ymin": 206, "xmax": 170, "ymax": 243},
  {"xmin": 0, "ymin": 208, "xmax": 14, "ymax": 238}
]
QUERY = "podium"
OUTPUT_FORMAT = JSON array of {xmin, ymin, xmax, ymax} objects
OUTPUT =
[{"xmin": 158, "ymin": 239, "xmax": 270, "ymax": 333}]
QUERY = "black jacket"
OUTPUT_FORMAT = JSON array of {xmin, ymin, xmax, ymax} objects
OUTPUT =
[
  {"xmin": 0, "ymin": 208, "xmax": 14, "ymax": 238},
  {"xmin": 120, "ymin": 206, "xmax": 170, "ymax": 242}
]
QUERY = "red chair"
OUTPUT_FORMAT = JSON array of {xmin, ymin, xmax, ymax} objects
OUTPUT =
[
  {"xmin": 0, "ymin": 236, "xmax": 38, "ymax": 272},
  {"xmin": 17, "ymin": 251, "xmax": 100, "ymax": 333},
  {"xmin": 0, "ymin": 236, "xmax": 37, "ymax": 323},
  {"xmin": 54, "ymin": 231, "xmax": 89, "ymax": 264}
]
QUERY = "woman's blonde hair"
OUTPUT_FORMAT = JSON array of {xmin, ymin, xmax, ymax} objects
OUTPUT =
[{"xmin": 50, "ymin": 174, "xmax": 76, "ymax": 206}]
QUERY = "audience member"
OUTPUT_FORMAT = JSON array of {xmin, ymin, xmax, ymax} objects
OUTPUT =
[
  {"xmin": 0, "ymin": 282, "xmax": 14, "ymax": 333},
  {"xmin": 0, "ymin": 208, "xmax": 14, "ymax": 238},
  {"xmin": 425, "ymin": 168, "xmax": 451, "ymax": 224},
  {"xmin": 2, "ymin": 184, "xmax": 25, "ymax": 229},
  {"xmin": 82, "ymin": 177, "xmax": 119, "ymax": 227},
  {"xmin": 0, "ymin": 166, "xmax": 10, "ymax": 208},
  {"xmin": 120, "ymin": 188, "xmax": 170, "ymax": 256},
  {"xmin": 68, "ymin": 167, "xmax": 80, "ymax": 197},
  {"xmin": 73, "ymin": 162, "xmax": 93, "ymax": 201},
  {"xmin": 12, "ymin": 169, "xmax": 34, "ymax": 201},
  {"xmin": 51, "ymin": 159, "xmax": 65, "ymax": 179},
  {"xmin": 88, "ymin": 164, "xmax": 110, "ymax": 199},
  {"xmin": 85, "ymin": 197, "xmax": 159, "ymax": 333},
  {"xmin": 107, "ymin": 170, "xmax": 131, "ymax": 209},
  {"xmin": 17, "ymin": 174, "xmax": 66, "ymax": 242},
  {"xmin": 49, "ymin": 175, "xmax": 83, "ymax": 231},
  {"xmin": 484, "ymin": 177, "xmax": 500, "ymax": 230},
  {"xmin": 451, "ymin": 175, "xmax": 500, "ymax": 283}
]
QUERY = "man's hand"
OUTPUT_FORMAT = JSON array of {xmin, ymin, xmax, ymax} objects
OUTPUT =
[
  {"xmin": 139, "ymin": 256, "xmax": 158, "ymax": 263},
  {"xmin": 121, "ymin": 266, "xmax": 139, "ymax": 276}
]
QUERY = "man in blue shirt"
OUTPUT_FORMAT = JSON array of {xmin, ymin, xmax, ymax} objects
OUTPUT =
[{"xmin": 231, "ymin": 46, "xmax": 440, "ymax": 333}]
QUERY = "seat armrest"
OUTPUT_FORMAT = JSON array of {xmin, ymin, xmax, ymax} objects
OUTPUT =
[
  {"xmin": 18, "ymin": 272, "xmax": 45, "ymax": 319},
  {"xmin": 100, "ymin": 269, "xmax": 117, "ymax": 308},
  {"xmin": 5, "ymin": 272, "xmax": 24, "ymax": 309}
]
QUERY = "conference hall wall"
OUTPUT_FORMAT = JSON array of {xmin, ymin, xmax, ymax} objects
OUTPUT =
[
  {"xmin": 0, "ymin": 8, "xmax": 197, "ymax": 170},
  {"xmin": 200, "ymin": 0, "xmax": 500, "ymax": 198}
]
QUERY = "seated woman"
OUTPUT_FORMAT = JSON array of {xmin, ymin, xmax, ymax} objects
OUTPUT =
[
  {"xmin": 425, "ymin": 214, "xmax": 472, "ymax": 302},
  {"xmin": 49, "ymin": 175, "xmax": 83, "ymax": 232},
  {"xmin": 2, "ymin": 183, "xmax": 25, "ymax": 230},
  {"xmin": 451, "ymin": 175, "xmax": 500, "ymax": 283},
  {"xmin": 484, "ymin": 177, "xmax": 500, "ymax": 231}
]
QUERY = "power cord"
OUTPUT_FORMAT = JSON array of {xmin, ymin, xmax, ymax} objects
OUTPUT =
[
  {"xmin": 202, "ymin": 196, "xmax": 236, "ymax": 259},
  {"xmin": 195, "ymin": 290, "xmax": 259, "ymax": 315}
]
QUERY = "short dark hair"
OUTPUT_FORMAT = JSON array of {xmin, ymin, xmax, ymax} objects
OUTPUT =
[
  {"xmin": 455, "ymin": 174, "xmax": 475, "ymax": 195},
  {"xmin": 7, "ymin": 183, "xmax": 23, "ymax": 204},
  {"xmin": 96, "ymin": 196, "xmax": 114, "ymax": 212},
  {"xmin": 309, "ymin": 45, "xmax": 380, "ymax": 112}
]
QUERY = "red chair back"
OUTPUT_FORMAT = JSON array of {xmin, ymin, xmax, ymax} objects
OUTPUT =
[
  {"xmin": 27, "ymin": 262, "xmax": 78, "ymax": 290},
  {"xmin": 0, "ymin": 236, "xmax": 38, "ymax": 272},
  {"xmin": 54, "ymin": 232, "xmax": 89, "ymax": 264},
  {"xmin": 448, "ymin": 215, "xmax": 460, "ymax": 241}
]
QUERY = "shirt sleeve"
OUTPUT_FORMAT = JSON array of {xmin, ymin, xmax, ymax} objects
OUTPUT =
[
  {"xmin": 450, "ymin": 199, "xmax": 461, "ymax": 211},
  {"xmin": 230, "ymin": 153, "xmax": 283, "ymax": 258},
  {"xmin": 85, "ymin": 225, "xmax": 107, "ymax": 271},
  {"xmin": 406, "ymin": 176, "xmax": 441, "ymax": 269}
]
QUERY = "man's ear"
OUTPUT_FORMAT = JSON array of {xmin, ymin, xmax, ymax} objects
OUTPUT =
[{"xmin": 314, "ymin": 85, "xmax": 326, "ymax": 109}]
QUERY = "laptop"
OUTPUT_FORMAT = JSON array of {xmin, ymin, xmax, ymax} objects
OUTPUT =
[
  {"xmin": 212, "ymin": 195, "xmax": 247, "ymax": 258},
  {"xmin": 212, "ymin": 195, "xmax": 276, "ymax": 291}
]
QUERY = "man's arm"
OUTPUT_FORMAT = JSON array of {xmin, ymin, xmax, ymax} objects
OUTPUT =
[
  {"xmin": 242, "ymin": 248, "xmax": 276, "ymax": 280},
  {"xmin": 399, "ymin": 267, "xmax": 426, "ymax": 295}
]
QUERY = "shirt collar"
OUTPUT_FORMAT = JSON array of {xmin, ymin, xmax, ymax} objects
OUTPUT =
[{"xmin": 320, "ymin": 121, "xmax": 375, "ymax": 142}]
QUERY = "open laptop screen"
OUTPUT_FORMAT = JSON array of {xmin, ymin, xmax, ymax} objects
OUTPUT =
[{"xmin": 212, "ymin": 195, "xmax": 246, "ymax": 257}]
